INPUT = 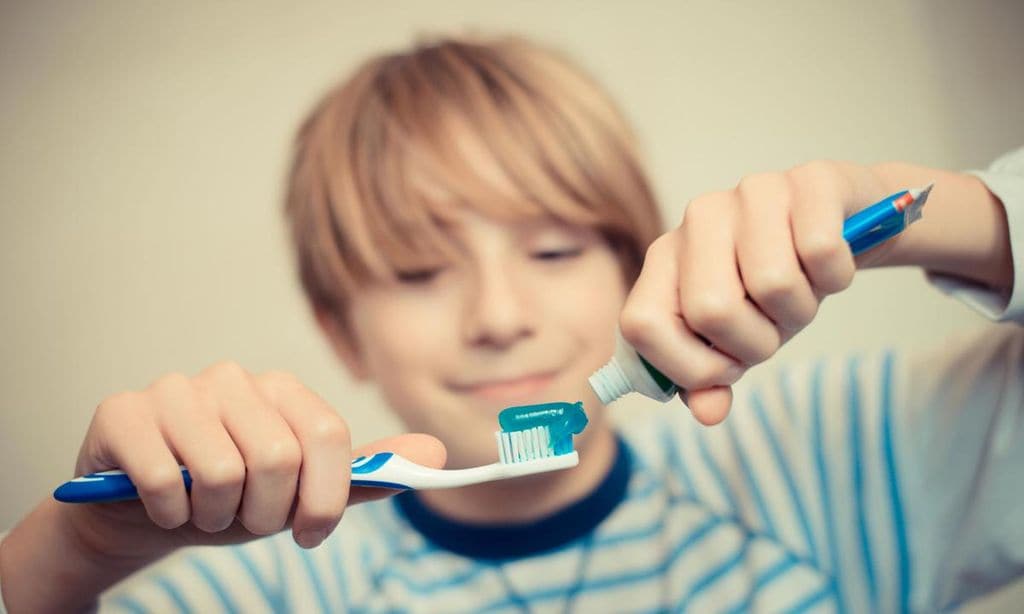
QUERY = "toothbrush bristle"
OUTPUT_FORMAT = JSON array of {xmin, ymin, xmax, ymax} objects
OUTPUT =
[{"xmin": 495, "ymin": 426, "xmax": 558, "ymax": 464}]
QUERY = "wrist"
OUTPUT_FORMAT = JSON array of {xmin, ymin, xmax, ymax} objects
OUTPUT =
[
  {"xmin": 866, "ymin": 161, "xmax": 1013, "ymax": 292},
  {"xmin": 0, "ymin": 499, "xmax": 164, "ymax": 613}
]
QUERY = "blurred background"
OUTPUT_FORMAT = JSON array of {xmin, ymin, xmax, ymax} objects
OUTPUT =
[{"xmin": 1, "ymin": 1, "xmax": 1022, "ymax": 610}]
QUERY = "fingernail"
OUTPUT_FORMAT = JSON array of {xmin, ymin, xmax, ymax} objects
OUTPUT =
[{"xmin": 297, "ymin": 528, "xmax": 328, "ymax": 549}]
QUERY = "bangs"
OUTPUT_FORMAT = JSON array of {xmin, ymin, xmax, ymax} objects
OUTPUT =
[
  {"xmin": 286, "ymin": 36, "xmax": 662, "ymax": 320},
  {"xmin": 346, "ymin": 42, "xmax": 626, "ymax": 277}
]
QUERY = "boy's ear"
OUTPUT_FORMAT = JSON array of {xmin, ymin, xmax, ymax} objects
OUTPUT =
[{"xmin": 314, "ymin": 309, "xmax": 371, "ymax": 381}]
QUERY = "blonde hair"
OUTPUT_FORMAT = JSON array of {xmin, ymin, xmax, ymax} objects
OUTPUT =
[{"xmin": 284, "ymin": 35, "xmax": 663, "ymax": 334}]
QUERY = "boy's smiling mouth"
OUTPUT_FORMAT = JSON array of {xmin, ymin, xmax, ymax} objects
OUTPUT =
[{"xmin": 451, "ymin": 370, "xmax": 560, "ymax": 403}]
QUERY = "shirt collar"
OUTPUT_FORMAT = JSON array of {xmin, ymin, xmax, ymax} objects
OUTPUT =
[{"xmin": 393, "ymin": 434, "xmax": 632, "ymax": 561}]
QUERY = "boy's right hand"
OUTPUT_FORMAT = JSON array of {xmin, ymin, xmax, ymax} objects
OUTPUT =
[
  {"xmin": 66, "ymin": 362, "xmax": 446, "ymax": 560},
  {"xmin": 1, "ymin": 363, "xmax": 445, "ymax": 613}
]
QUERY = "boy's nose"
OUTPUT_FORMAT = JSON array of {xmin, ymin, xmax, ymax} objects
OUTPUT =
[{"xmin": 461, "ymin": 265, "xmax": 535, "ymax": 348}]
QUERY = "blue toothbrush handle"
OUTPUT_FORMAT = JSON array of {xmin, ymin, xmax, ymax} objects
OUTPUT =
[
  {"xmin": 53, "ymin": 467, "xmax": 194, "ymax": 504},
  {"xmin": 54, "ymin": 453, "xmax": 408, "ymax": 504}
]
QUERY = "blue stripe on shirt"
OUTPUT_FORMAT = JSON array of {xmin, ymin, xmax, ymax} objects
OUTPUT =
[
  {"xmin": 675, "ymin": 533, "xmax": 754, "ymax": 611},
  {"xmin": 477, "ymin": 515, "xmax": 728, "ymax": 611},
  {"xmin": 848, "ymin": 357, "xmax": 878, "ymax": 606},
  {"xmin": 722, "ymin": 550, "xmax": 800, "ymax": 614},
  {"xmin": 379, "ymin": 562, "xmax": 487, "ymax": 596},
  {"xmin": 695, "ymin": 429, "xmax": 742, "ymax": 516},
  {"xmin": 298, "ymin": 544, "xmax": 332, "ymax": 613},
  {"xmin": 110, "ymin": 594, "xmax": 148, "ymax": 614},
  {"xmin": 189, "ymin": 555, "xmax": 240, "ymax": 613},
  {"xmin": 777, "ymin": 368, "xmax": 799, "ymax": 423},
  {"xmin": 881, "ymin": 351, "xmax": 911, "ymax": 613},
  {"xmin": 784, "ymin": 580, "xmax": 834, "ymax": 614},
  {"xmin": 663, "ymin": 426, "xmax": 698, "ymax": 500},
  {"xmin": 231, "ymin": 546, "xmax": 286, "ymax": 610},
  {"xmin": 725, "ymin": 414, "xmax": 778, "ymax": 538},
  {"xmin": 270, "ymin": 537, "xmax": 294, "ymax": 608},
  {"xmin": 154, "ymin": 575, "xmax": 192, "ymax": 614},
  {"xmin": 811, "ymin": 360, "xmax": 846, "ymax": 613},
  {"xmin": 328, "ymin": 540, "xmax": 351, "ymax": 607},
  {"xmin": 751, "ymin": 390, "xmax": 820, "ymax": 564}
]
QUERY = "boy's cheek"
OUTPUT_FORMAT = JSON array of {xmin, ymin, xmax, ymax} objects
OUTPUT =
[{"xmin": 552, "ymin": 265, "xmax": 625, "ymax": 334}]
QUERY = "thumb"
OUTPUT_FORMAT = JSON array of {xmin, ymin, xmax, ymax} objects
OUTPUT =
[
  {"xmin": 348, "ymin": 433, "xmax": 448, "ymax": 505},
  {"xmin": 682, "ymin": 386, "xmax": 733, "ymax": 426}
]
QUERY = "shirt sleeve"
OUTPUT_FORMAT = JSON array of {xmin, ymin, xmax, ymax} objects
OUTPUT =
[
  {"xmin": 898, "ymin": 323, "xmax": 1024, "ymax": 610},
  {"xmin": 926, "ymin": 146, "xmax": 1024, "ymax": 323},
  {"xmin": 0, "ymin": 533, "xmax": 7, "ymax": 614}
]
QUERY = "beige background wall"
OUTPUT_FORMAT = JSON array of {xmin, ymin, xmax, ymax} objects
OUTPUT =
[{"xmin": 2, "ymin": 1, "xmax": 1022, "ymax": 610}]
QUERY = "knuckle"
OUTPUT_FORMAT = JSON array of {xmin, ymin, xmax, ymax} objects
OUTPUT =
[
  {"xmin": 193, "ymin": 456, "xmax": 246, "ymax": 492},
  {"xmin": 251, "ymin": 438, "xmax": 302, "ymax": 476},
  {"xmin": 258, "ymin": 370, "xmax": 303, "ymax": 393},
  {"xmin": 149, "ymin": 371, "xmax": 191, "ymax": 395},
  {"xmin": 747, "ymin": 268, "xmax": 799, "ymax": 304},
  {"xmin": 682, "ymin": 191, "xmax": 736, "ymax": 234},
  {"xmin": 102, "ymin": 390, "xmax": 138, "ymax": 409},
  {"xmin": 202, "ymin": 360, "xmax": 248, "ymax": 382},
  {"xmin": 789, "ymin": 303, "xmax": 819, "ymax": 330},
  {"xmin": 749, "ymin": 342, "xmax": 778, "ymax": 366},
  {"xmin": 619, "ymin": 307, "xmax": 661, "ymax": 347},
  {"xmin": 135, "ymin": 465, "xmax": 186, "ymax": 498},
  {"xmin": 790, "ymin": 159, "xmax": 838, "ymax": 182},
  {"xmin": 823, "ymin": 268, "xmax": 855, "ymax": 294},
  {"xmin": 94, "ymin": 391, "xmax": 140, "ymax": 424},
  {"xmin": 644, "ymin": 233, "xmax": 674, "ymax": 261},
  {"xmin": 735, "ymin": 172, "xmax": 783, "ymax": 200},
  {"xmin": 684, "ymin": 191, "xmax": 726, "ymax": 223},
  {"xmin": 307, "ymin": 416, "xmax": 350, "ymax": 447},
  {"xmin": 799, "ymin": 234, "xmax": 856, "ymax": 293},
  {"xmin": 682, "ymin": 196, "xmax": 715, "ymax": 227},
  {"xmin": 684, "ymin": 293, "xmax": 736, "ymax": 334},
  {"xmin": 800, "ymin": 232, "xmax": 847, "ymax": 268},
  {"xmin": 836, "ymin": 266, "xmax": 855, "ymax": 290}
]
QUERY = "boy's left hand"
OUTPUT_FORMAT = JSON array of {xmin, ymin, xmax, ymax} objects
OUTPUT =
[{"xmin": 620, "ymin": 160, "xmax": 890, "ymax": 424}]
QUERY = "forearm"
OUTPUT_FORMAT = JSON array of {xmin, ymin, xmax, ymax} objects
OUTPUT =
[
  {"xmin": 0, "ymin": 500, "xmax": 157, "ymax": 613},
  {"xmin": 868, "ymin": 161, "xmax": 1013, "ymax": 293}
]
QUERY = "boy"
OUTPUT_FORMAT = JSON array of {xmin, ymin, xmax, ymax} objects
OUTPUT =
[{"xmin": 1, "ymin": 35, "xmax": 1021, "ymax": 613}]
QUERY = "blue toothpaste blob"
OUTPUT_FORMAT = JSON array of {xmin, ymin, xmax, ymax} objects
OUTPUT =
[{"xmin": 498, "ymin": 401, "xmax": 588, "ymax": 456}]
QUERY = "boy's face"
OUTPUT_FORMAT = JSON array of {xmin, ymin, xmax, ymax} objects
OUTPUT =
[{"xmin": 343, "ymin": 210, "xmax": 627, "ymax": 468}]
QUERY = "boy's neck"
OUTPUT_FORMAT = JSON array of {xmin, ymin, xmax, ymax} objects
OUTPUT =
[{"xmin": 415, "ymin": 421, "xmax": 619, "ymax": 524}]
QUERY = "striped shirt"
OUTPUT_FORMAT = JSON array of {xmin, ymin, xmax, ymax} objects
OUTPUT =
[{"xmin": 101, "ymin": 324, "xmax": 1024, "ymax": 613}]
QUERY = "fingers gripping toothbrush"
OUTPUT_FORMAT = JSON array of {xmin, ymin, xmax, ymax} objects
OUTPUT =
[{"xmin": 54, "ymin": 401, "xmax": 589, "ymax": 503}]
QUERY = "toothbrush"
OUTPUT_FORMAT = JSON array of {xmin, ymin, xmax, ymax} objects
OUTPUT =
[{"xmin": 54, "ymin": 401, "xmax": 589, "ymax": 503}]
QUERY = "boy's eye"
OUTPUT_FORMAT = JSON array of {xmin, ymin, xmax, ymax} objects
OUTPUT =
[
  {"xmin": 396, "ymin": 268, "xmax": 444, "ymax": 284},
  {"xmin": 532, "ymin": 247, "xmax": 583, "ymax": 261}
]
